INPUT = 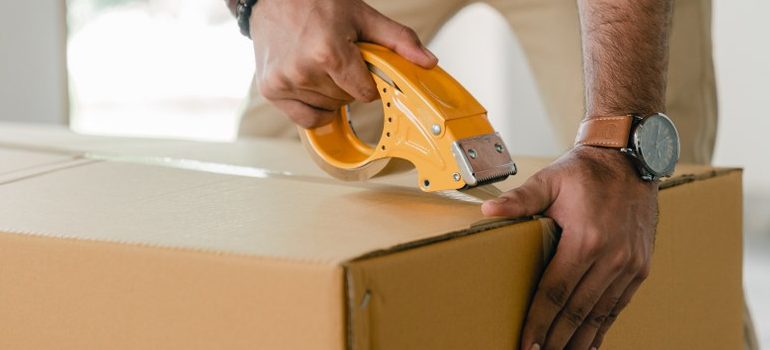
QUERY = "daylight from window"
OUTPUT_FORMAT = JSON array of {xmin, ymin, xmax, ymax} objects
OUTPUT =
[{"xmin": 67, "ymin": 0, "xmax": 254, "ymax": 141}]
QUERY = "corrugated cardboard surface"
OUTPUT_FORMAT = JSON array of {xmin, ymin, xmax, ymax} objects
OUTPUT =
[
  {"xmin": 0, "ymin": 140, "xmax": 554, "ymax": 348},
  {"xmin": 0, "ymin": 160, "xmax": 500, "ymax": 262},
  {"xmin": 603, "ymin": 169, "xmax": 744, "ymax": 349},
  {"xmin": 346, "ymin": 219, "xmax": 556, "ymax": 350},
  {"xmin": 0, "ymin": 124, "xmax": 744, "ymax": 349},
  {"xmin": 0, "ymin": 147, "xmax": 71, "ymax": 174},
  {"xmin": 0, "ymin": 232, "xmax": 346, "ymax": 349}
]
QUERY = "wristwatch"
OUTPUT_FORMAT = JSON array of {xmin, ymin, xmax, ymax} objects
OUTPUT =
[
  {"xmin": 236, "ymin": 0, "xmax": 259, "ymax": 38},
  {"xmin": 575, "ymin": 113, "xmax": 680, "ymax": 181}
]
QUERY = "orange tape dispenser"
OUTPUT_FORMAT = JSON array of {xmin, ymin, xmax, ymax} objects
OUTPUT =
[{"xmin": 300, "ymin": 43, "xmax": 516, "ymax": 200}]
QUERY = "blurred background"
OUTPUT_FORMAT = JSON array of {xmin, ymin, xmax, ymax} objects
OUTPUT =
[{"xmin": 1, "ymin": 0, "xmax": 767, "ymax": 345}]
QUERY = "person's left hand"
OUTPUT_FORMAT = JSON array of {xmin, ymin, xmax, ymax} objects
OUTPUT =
[{"xmin": 481, "ymin": 145, "xmax": 658, "ymax": 350}]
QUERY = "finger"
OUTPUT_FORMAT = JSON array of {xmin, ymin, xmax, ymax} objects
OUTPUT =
[
  {"xmin": 259, "ymin": 66, "xmax": 352, "ymax": 113},
  {"xmin": 262, "ymin": 74, "xmax": 349, "ymax": 113},
  {"xmin": 272, "ymin": 99, "xmax": 338, "ymax": 129},
  {"xmin": 481, "ymin": 174, "xmax": 553, "ymax": 218},
  {"xmin": 325, "ymin": 42, "xmax": 379, "ymax": 102},
  {"xmin": 280, "ymin": 63, "xmax": 355, "ymax": 103},
  {"xmin": 566, "ymin": 268, "xmax": 636, "ymax": 350},
  {"xmin": 591, "ymin": 276, "xmax": 645, "ymax": 349},
  {"xmin": 520, "ymin": 240, "xmax": 592, "ymax": 350},
  {"xmin": 290, "ymin": 88, "xmax": 349, "ymax": 111},
  {"xmin": 357, "ymin": 8, "xmax": 438, "ymax": 68},
  {"xmin": 545, "ymin": 259, "xmax": 626, "ymax": 350}
]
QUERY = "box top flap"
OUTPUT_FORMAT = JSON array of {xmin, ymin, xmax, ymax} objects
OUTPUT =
[
  {"xmin": 0, "ymin": 159, "xmax": 502, "ymax": 264},
  {"xmin": 0, "ymin": 144, "xmax": 91, "ymax": 184},
  {"xmin": 0, "ymin": 123, "xmax": 738, "ymax": 265}
]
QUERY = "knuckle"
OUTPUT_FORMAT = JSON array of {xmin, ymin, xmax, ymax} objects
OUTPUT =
[
  {"xmin": 259, "ymin": 74, "xmax": 287, "ymax": 100},
  {"xmin": 352, "ymin": 77, "xmax": 378, "ymax": 101},
  {"xmin": 544, "ymin": 282, "xmax": 570, "ymax": 309},
  {"xmin": 398, "ymin": 25, "xmax": 420, "ymax": 43},
  {"xmin": 259, "ymin": 86, "xmax": 277, "ymax": 100},
  {"xmin": 506, "ymin": 188, "xmax": 526, "ymax": 203},
  {"xmin": 627, "ymin": 255, "xmax": 646, "ymax": 275},
  {"xmin": 285, "ymin": 66, "xmax": 312, "ymax": 87},
  {"xmin": 359, "ymin": 88, "xmax": 378, "ymax": 102},
  {"xmin": 581, "ymin": 233, "xmax": 606, "ymax": 259},
  {"xmin": 610, "ymin": 250, "xmax": 631, "ymax": 272},
  {"xmin": 313, "ymin": 45, "xmax": 342, "ymax": 69},
  {"xmin": 361, "ymin": 81, "xmax": 380, "ymax": 100},
  {"xmin": 603, "ymin": 295, "xmax": 622, "ymax": 310},
  {"xmin": 586, "ymin": 311, "xmax": 608, "ymax": 328},
  {"xmin": 521, "ymin": 174, "xmax": 548, "ymax": 197},
  {"xmin": 637, "ymin": 262, "xmax": 652, "ymax": 280},
  {"xmin": 563, "ymin": 305, "xmax": 589, "ymax": 327},
  {"xmin": 529, "ymin": 172, "xmax": 549, "ymax": 187}
]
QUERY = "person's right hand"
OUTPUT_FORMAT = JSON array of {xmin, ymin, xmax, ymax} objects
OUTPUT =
[{"xmin": 248, "ymin": 0, "xmax": 438, "ymax": 128}]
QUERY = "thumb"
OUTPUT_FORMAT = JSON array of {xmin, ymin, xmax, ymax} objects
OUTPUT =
[
  {"xmin": 481, "ymin": 174, "xmax": 554, "ymax": 218},
  {"xmin": 357, "ymin": 9, "xmax": 438, "ymax": 69}
]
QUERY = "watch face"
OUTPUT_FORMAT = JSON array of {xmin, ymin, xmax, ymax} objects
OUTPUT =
[{"xmin": 634, "ymin": 113, "xmax": 680, "ymax": 177}]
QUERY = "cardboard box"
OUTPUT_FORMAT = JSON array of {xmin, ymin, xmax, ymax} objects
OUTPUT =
[{"xmin": 0, "ymin": 123, "xmax": 743, "ymax": 349}]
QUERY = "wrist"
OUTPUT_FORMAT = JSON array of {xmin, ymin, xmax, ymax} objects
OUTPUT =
[
  {"xmin": 584, "ymin": 107, "xmax": 664, "ymax": 121},
  {"xmin": 571, "ymin": 145, "xmax": 642, "ymax": 182}
]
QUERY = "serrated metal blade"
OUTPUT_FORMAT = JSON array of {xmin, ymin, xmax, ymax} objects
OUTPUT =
[{"xmin": 451, "ymin": 133, "xmax": 517, "ymax": 187}]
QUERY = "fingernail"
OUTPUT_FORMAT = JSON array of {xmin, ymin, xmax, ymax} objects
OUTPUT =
[
  {"xmin": 530, "ymin": 344, "xmax": 541, "ymax": 350},
  {"xmin": 591, "ymin": 347, "xmax": 598, "ymax": 350},
  {"xmin": 422, "ymin": 46, "xmax": 437, "ymax": 62}
]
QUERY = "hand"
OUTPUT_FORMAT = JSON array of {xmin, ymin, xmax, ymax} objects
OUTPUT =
[
  {"xmin": 248, "ymin": 0, "xmax": 438, "ymax": 128},
  {"xmin": 481, "ymin": 146, "xmax": 657, "ymax": 350}
]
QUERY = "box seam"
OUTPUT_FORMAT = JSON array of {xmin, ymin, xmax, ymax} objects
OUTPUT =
[{"xmin": 0, "ymin": 159, "xmax": 99, "ymax": 186}]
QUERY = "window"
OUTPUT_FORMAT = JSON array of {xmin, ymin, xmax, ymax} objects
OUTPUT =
[{"xmin": 67, "ymin": 0, "xmax": 254, "ymax": 141}]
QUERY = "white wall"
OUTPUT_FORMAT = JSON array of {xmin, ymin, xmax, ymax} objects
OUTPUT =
[
  {"xmin": 712, "ymin": 0, "xmax": 770, "ymax": 195},
  {"xmin": 428, "ymin": 3, "xmax": 560, "ymax": 158},
  {"xmin": 0, "ymin": 1, "xmax": 68, "ymax": 124}
]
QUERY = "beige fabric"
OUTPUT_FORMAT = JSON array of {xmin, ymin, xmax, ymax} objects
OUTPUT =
[{"xmin": 237, "ymin": 0, "xmax": 717, "ymax": 164}]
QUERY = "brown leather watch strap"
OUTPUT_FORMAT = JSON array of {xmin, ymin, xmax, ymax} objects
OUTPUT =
[{"xmin": 574, "ymin": 115, "xmax": 634, "ymax": 148}]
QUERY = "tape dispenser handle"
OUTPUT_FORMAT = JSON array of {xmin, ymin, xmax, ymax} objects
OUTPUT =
[{"xmin": 301, "ymin": 43, "xmax": 491, "ymax": 189}]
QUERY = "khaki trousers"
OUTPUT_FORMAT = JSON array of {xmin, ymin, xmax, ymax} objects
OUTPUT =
[{"xmin": 238, "ymin": 0, "xmax": 717, "ymax": 164}]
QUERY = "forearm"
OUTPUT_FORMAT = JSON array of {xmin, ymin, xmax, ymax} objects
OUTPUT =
[{"xmin": 578, "ymin": 0, "xmax": 673, "ymax": 118}]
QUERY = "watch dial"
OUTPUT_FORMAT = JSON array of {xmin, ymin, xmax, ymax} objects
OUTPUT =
[{"xmin": 637, "ymin": 114, "xmax": 679, "ymax": 176}]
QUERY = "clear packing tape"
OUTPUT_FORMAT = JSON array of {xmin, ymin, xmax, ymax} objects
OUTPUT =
[{"xmin": 84, "ymin": 152, "xmax": 492, "ymax": 203}]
